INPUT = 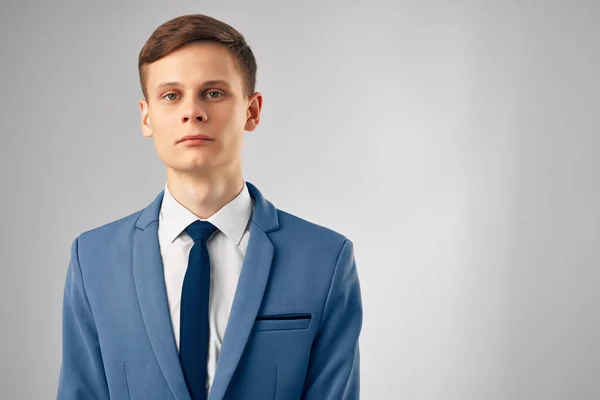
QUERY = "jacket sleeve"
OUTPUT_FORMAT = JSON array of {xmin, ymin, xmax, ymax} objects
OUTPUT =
[
  {"xmin": 57, "ymin": 236, "xmax": 110, "ymax": 400},
  {"xmin": 302, "ymin": 239, "xmax": 363, "ymax": 400}
]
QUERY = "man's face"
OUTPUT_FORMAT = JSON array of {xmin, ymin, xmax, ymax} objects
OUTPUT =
[{"xmin": 139, "ymin": 41, "xmax": 261, "ymax": 176}]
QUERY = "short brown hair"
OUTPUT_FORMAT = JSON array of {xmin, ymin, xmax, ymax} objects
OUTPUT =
[{"xmin": 138, "ymin": 14, "xmax": 257, "ymax": 101}]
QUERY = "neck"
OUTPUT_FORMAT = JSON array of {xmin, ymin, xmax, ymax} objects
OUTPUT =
[{"xmin": 165, "ymin": 163, "xmax": 244, "ymax": 220}]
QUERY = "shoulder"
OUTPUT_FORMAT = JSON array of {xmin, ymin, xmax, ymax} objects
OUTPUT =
[
  {"xmin": 73, "ymin": 208, "xmax": 144, "ymax": 260},
  {"xmin": 273, "ymin": 207, "xmax": 352, "ymax": 256}
]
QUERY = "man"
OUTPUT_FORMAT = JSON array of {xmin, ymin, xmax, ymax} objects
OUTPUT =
[{"xmin": 57, "ymin": 13, "xmax": 362, "ymax": 400}]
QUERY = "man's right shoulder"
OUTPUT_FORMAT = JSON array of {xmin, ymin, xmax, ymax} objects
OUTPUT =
[{"xmin": 74, "ymin": 208, "xmax": 145, "ymax": 255}]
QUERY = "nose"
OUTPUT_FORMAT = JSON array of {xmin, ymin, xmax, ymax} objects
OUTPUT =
[{"xmin": 181, "ymin": 96, "xmax": 208, "ymax": 124}]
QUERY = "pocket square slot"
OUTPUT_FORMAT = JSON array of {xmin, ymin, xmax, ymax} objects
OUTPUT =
[
  {"xmin": 252, "ymin": 317, "xmax": 311, "ymax": 332},
  {"xmin": 255, "ymin": 313, "xmax": 312, "ymax": 321}
]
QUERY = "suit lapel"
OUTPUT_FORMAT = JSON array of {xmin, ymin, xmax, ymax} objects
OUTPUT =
[
  {"xmin": 133, "ymin": 209, "xmax": 192, "ymax": 400},
  {"xmin": 207, "ymin": 225, "xmax": 275, "ymax": 400},
  {"xmin": 133, "ymin": 181, "xmax": 279, "ymax": 400},
  {"xmin": 208, "ymin": 181, "xmax": 280, "ymax": 400}
]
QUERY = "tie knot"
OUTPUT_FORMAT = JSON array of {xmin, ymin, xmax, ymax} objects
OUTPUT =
[{"xmin": 185, "ymin": 220, "xmax": 218, "ymax": 242}]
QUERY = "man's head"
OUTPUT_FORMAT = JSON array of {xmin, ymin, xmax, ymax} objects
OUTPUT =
[{"xmin": 138, "ymin": 14, "xmax": 262, "ymax": 179}]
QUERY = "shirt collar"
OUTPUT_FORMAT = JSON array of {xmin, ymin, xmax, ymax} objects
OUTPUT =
[{"xmin": 159, "ymin": 180, "xmax": 254, "ymax": 246}]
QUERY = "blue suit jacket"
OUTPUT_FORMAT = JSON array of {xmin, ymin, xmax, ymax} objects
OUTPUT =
[{"xmin": 57, "ymin": 181, "xmax": 363, "ymax": 400}]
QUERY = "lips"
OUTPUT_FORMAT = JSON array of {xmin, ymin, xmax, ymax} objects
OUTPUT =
[{"xmin": 179, "ymin": 134, "xmax": 213, "ymax": 143}]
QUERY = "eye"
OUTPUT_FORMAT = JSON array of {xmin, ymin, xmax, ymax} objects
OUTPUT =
[
  {"xmin": 163, "ymin": 93, "xmax": 178, "ymax": 101},
  {"xmin": 206, "ymin": 91, "xmax": 223, "ymax": 99}
]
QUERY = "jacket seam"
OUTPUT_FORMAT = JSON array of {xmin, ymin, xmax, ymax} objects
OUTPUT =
[
  {"xmin": 73, "ymin": 236, "xmax": 110, "ymax": 391},
  {"xmin": 316, "ymin": 238, "xmax": 349, "ymax": 332},
  {"xmin": 123, "ymin": 361, "xmax": 131, "ymax": 399},
  {"xmin": 74, "ymin": 236, "xmax": 96, "ymax": 323}
]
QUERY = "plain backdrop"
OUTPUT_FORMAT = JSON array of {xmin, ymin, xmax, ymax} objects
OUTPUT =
[{"xmin": 1, "ymin": 1, "xmax": 599, "ymax": 399}]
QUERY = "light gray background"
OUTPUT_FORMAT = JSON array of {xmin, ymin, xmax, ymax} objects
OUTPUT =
[{"xmin": 1, "ymin": 1, "xmax": 599, "ymax": 399}]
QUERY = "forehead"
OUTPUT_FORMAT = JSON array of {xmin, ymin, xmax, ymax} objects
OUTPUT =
[{"xmin": 146, "ymin": 41, "xmax": 243, "ymax": 91}]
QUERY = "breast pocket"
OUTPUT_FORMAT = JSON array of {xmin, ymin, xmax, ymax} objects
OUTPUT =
[{"xmin": 252, "ymin": 313, "xmax": 312, "ymax": 332}]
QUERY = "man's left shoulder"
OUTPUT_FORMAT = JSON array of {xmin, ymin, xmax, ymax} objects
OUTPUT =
[{"xmin": 274, "ymin": 208, "xmax": 352, "ymax": 253}]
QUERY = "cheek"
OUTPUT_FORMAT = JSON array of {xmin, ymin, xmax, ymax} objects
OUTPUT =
[
  {"xmin": 153, "ymin": 132, "xmax": 170, "ymax": 148},
  {"xmin": 220, "ymin": 102, "xmax": 247, "ymax": 125},
  {"xmin": 152, "ymin": 118, "xmax": 176, "ymax": 142},
  {"xmin": 151, "ymin": 130, "xmax": 176, "ymax": 157},
  {"xmin": 214, "ymin": 111, "xmax": 245, "ymax": 139}
]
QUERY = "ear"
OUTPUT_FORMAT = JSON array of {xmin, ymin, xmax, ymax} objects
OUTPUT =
[
  {"xmin": 140, "ymin": 99, "xmax": 153, "ymax": 138},
  {"xmin": 244, "ymin": 92, "xmax": 263, "ymax": 132}
]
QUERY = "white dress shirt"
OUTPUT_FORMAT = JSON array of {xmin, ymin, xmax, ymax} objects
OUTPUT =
[{"xmin": 157, "ymin": 180, "xmax": 255, "ymax": 393}]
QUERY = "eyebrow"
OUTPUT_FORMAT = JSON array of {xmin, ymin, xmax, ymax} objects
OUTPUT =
[{"xmin": 154, "ymin": 80, "xmax": 232, "ymax": 92}]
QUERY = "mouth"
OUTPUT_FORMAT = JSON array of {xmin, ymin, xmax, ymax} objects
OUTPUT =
[
  {"xmin": 178, "ymin": 135, "xmax": 214, "ymax": 144},
  {"xmin": 179, "ymin": 138, "xmax": 214, "ymax": 146}
]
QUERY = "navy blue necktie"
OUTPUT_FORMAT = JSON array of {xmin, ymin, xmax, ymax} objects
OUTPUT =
[{"xmin": 180, "ymin": 219, "xmax": 218, "ymax": 400}]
